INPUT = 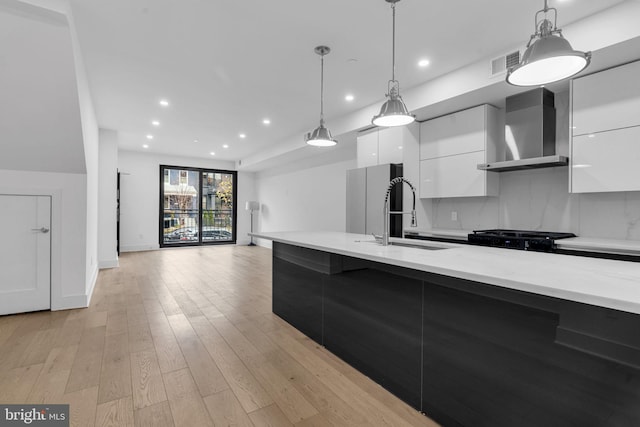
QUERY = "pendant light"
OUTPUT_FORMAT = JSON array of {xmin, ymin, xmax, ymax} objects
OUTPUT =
[
  {"xmin": 372, "ymin": 0, "xmax": 415, "ymax": 127},
  {"xmin": 305, "ymin": 46, "xmax": 337, "ymax": 147},
  {"xmin": 507, "ymin": 0, "xmax": 591, "ymax": 86}
]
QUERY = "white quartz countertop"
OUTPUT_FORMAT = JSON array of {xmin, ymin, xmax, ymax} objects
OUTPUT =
[{"xmin": 252, "ymin": 231, "xmax": 640, "ymax": 315}]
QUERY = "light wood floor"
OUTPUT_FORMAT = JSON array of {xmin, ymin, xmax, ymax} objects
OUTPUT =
[{"xmin": 0, "ymin": 245, "xmax": 439, "ymax": 427}]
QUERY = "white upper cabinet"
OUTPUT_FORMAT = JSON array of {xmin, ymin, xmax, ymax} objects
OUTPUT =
[
  {"xmin": 378, "ymin": 126, "xmax": 404, "ymax": 165},
  {"xmin": 571, "ymin": 127, "xmax": 640, "ymax": 193},
  {"xmin": 572, "ymin": 60, "xmax": 640, "ymax": 137},
  {"xmin": 420, "ymin": 106, "xmax": 487, "ymax": 160},
  {"xmin": 356, "ymin": 126, "xmax": 404, "ymax": 168},
  {"xmin": 356, "ymin": 131, "xmax": 379, "ymax": 168},
  {"xmin": 570, "ymin": 60, "xmax": 640, "ymax": 193},
  {"xmin": 419, "ymin": 104, "xmax": 500, "ymax": 198}
]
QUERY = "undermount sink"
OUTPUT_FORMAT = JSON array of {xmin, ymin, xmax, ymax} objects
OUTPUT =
[{"xmin": 354, "ymin": 238, "xmax": 452, "ymax": 251}]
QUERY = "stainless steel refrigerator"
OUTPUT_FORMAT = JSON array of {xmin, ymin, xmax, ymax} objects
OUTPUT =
[{"xmin": 346, "ymin": 163, "xmax": 403, "ymax": 237}]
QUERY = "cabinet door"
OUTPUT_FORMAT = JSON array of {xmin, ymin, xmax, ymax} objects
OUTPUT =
[
  {"xmin": 420, "ymin": 105, "xmax": 487, "ymax": 160},
  {"xmin": 378, "ymin": 126, "xmax": 404, "ymax": 164},
  {"xmin": 357, "ymin": 131, "xmax": 379, "ymax": 168},
  {"xmin": 571, "ymin": 125, "xmax": 640, "ymax": 193},
  {"xmin": 572, "ymin": 60, "xmax": 640, "ymax": 136},
  {"xmin": 420, "ymin": 151, "xmax": 487, "ymax": 198}
]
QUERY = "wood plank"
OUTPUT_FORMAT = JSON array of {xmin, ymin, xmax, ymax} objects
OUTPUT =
[
  {"xmin": 106, "ymin": 310, "xmax": 128, "ymax": 337},
  {"xmin": 128, "ymin": 321, "xmax": 155, "ymax": 353},
  {"xmin": 130, "ymin": 349, "xmax": 167, "ymax": 409},
  {"xmin": 66, "ymin": 326, "xmax": 106, "ymax": 393},
  {"xmin": 202, "ymin": 389, "xmax": 254, "ymax": 427},
  {"xmin": 162, "ymin": 368, "xmax": 214, "ymax": 427},
  {"xmin": 20, "ymin": 328, "xmax": 62, "ymax": 366},
  {"xmin": 134, "ymin": 401, "xmax": 175, "ymax": 427},
  {"xmin": 243, "ymin": 352, "xmax": 319, "ymax": 424},
  {"xmin": 190, "ymin": 316, "xmax": 273, "ymax": 413},
  {"xmin": 95, "ymin": 395, "xmax": 135, "ymax": 427},
  {"xmin": 85, "ymin": 311, "xmax": 109, "ymax": 329},
  {"xmin": 42, "ymin": 345, "xmax": 79, "ymax": 374},
  {"xmin": 167, "ymin": 314, "xmax": 228, "ymax": 397},
  {"xmin": 0, "ymin": 363, "xmax": 43, "ymax": 403},
  {"xmin": 98, "ymin": 332, "xmax": 132, "ymax": 404},
  {"xmin": 152, "ymin": 333, "xmax": 188, "ymax": 374},
  {"xmin": 248, "ymin": 404, "xmax": 294, "ymax": 427},
  {"xmin": 64, "ymin": 385, "xmax": 99, "ymax": 427},
  {"xmin": 28, "ymin": 368, "xmax": 70, "ymax": 403}
]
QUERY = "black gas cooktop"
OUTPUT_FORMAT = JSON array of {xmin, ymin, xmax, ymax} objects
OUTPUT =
[{"xmin": 468, "ymin": 229, "xmax": 576, "ymax": 252}]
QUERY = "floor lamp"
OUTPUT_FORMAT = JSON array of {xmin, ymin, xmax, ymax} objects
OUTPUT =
[{"xmin": 246, "ymin": 201, "xmax": 259, "ymax": 246}]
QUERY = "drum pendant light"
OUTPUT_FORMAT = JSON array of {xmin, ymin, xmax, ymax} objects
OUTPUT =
[
  {"xmin": 372, "ymin": 0, "xmax": 415, "ymax": 127},
  {"xmin": 305, "ymin": 46, "xmax": 337, "ymax": 147},
  {"xmin": 507, "ymin": 0, "xmax": 591, "ymax": 86}
]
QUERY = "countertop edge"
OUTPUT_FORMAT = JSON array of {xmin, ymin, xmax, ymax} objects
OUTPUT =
[{"xmin": 252, "ymin": 231, "xmax": 640, "ymax": 315}]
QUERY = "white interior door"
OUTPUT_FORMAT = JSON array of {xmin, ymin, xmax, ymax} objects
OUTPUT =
[{"xmin": 0, "ymin": 195, "xmax": 51, "ymax": 315}]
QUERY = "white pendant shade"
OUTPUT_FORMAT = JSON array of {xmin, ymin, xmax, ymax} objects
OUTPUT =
[
  {"xmin": 372, "ymin": 97, "xmax": 415, "ymax": 127},
  {"xmin": 507, "ymin": 1, "xmax": 590, "ymax": 87},
  {"xmin": 305, "ymin": 124, "xmax": 337, "ymax": 147},
  {"xmin": 507, "ymin": 34, "xmax": 590, "ymax": 86}
]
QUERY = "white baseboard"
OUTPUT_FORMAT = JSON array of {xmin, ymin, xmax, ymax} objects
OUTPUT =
[
  {"xmin": 99, "ymin": 258, "xmax": 119, "ymax": 269},
  {"xmin": 120, "ymin": 244, "xmax": 160, "ymax": 253},
  {"xmin": 51, "ymin": 293, "xmax": 89, "ymax": 311}
]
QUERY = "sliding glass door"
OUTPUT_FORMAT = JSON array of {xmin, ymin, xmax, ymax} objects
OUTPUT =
[{"xmin": 160, "ymin": 165, "xmax": 237, "ymax": 246}]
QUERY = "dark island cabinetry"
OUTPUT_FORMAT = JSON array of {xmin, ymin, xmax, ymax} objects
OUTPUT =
[{"xmin": 272, "ymin": 242, "xmax": 640, "ymax": 427}]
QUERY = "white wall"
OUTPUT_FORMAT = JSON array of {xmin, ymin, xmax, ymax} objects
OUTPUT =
[
  {"xmin": 98, "ymin": 129, "xmax": 119, "ymax": 267},
  {"xmin": 66, "ymin": 6, "xmax": 99, "ymax": 295},
  {"xmin": 254, "ymin": 158, "xmax": 355, "ymax": 248},
  {"xmin": 0, "ymin": 170, "xmax": 89, "ymax": 309},
  {"xmin": 118, "ymin": 150, "xmax": 254, "ymax": 251}
]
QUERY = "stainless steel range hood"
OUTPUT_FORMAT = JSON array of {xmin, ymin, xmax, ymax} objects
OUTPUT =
[{"xmin": 478, "ymin": 88, "xmax": 568, "ymax": 172}]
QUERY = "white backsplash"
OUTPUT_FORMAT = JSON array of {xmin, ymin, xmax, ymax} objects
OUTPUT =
[{"xmin": 431, "ymin": 167, "xmax": 640, "ymax": 241}]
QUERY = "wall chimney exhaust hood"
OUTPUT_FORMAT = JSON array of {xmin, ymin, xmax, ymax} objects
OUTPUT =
[{"xmin": 478, "ymin": 88, "xmax": 568, "ymax": 172}]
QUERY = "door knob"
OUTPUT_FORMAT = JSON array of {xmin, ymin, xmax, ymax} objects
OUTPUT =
[{"xmin": 31, "ymin": 227, "xmax": 50, "ymax": 233}]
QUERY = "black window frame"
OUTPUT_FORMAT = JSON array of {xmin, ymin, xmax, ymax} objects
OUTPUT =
[{"xmin": 159, "ymin": 164, "xmax": 238, "ymax": 247}]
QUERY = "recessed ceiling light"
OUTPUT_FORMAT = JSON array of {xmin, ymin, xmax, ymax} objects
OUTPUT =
[
  {"xmin": 146, "ymin": 134, "xmax": 153, "ymax": 140},
  {"xmin": 142, "ymin": 144, "xmax": 149, "ymax": 148},
  {"xmin": 210, "ymin": 151, "xmax": 216, "ymax": 156},
  {"xmin": 262, "ymin": 119, "xmax": 271, "ymax": 125},
  {"xmin": 239, "ymin": 133, "xmax": 246, "ymax": 139},
  {"xmin": 345, "ymin": 94, "xmax": 355, "ymax": 102},
  {"xmin": 194, "ymin": 139, "xmax": 199, "ymax": 143},
  {"xmin": 418, "ymin": 59, "xmax": 430, "ymax": 67},
  {"xmin": 588, "ymin": 134, "xmax": 596, "ymax": 138},
  {"xmin": 223, "ymin": 144, "xmax": 229, "ymax": 149},
  {"xmin": 159, "ymin": 99, "xmax": 169, "ymax": 107},
  {"xmin": 151, "ymin": 120, "xmax": 160, "ymax": 126}
]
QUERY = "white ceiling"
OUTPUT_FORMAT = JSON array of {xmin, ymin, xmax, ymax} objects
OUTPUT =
[{"xmin": 67, "ymin": 0, "xmax": 627, "ymax": 164}]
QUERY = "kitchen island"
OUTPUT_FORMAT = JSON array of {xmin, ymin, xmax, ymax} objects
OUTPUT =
[{"xmin": 252, "ymin": 231, "xmax": 640, "ymax": 427}]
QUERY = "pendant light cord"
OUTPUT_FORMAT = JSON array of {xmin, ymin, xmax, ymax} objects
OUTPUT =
[
  {"xmin": 320, "ymin": 54, "xmax": 324, "ymax": 124},
  {"xmin": 391, "ymin": 2, "xmax": 396, "ymax": 82}
]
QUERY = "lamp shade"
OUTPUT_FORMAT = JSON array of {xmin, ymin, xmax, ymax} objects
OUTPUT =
[
  {"xmin": 245, "ymin": 201, "xmax": 259, "ymax": 211},
  {"xmin": 372, "ymin": 97, "xmax": 415, "ymax": 127},
  {"xmin": 507, "ymin": 34, "xmax": 590, "ymax": 86},
  {"xmin": 305, "ymin": 124, "xmax": 337, "ymax": 147}
]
